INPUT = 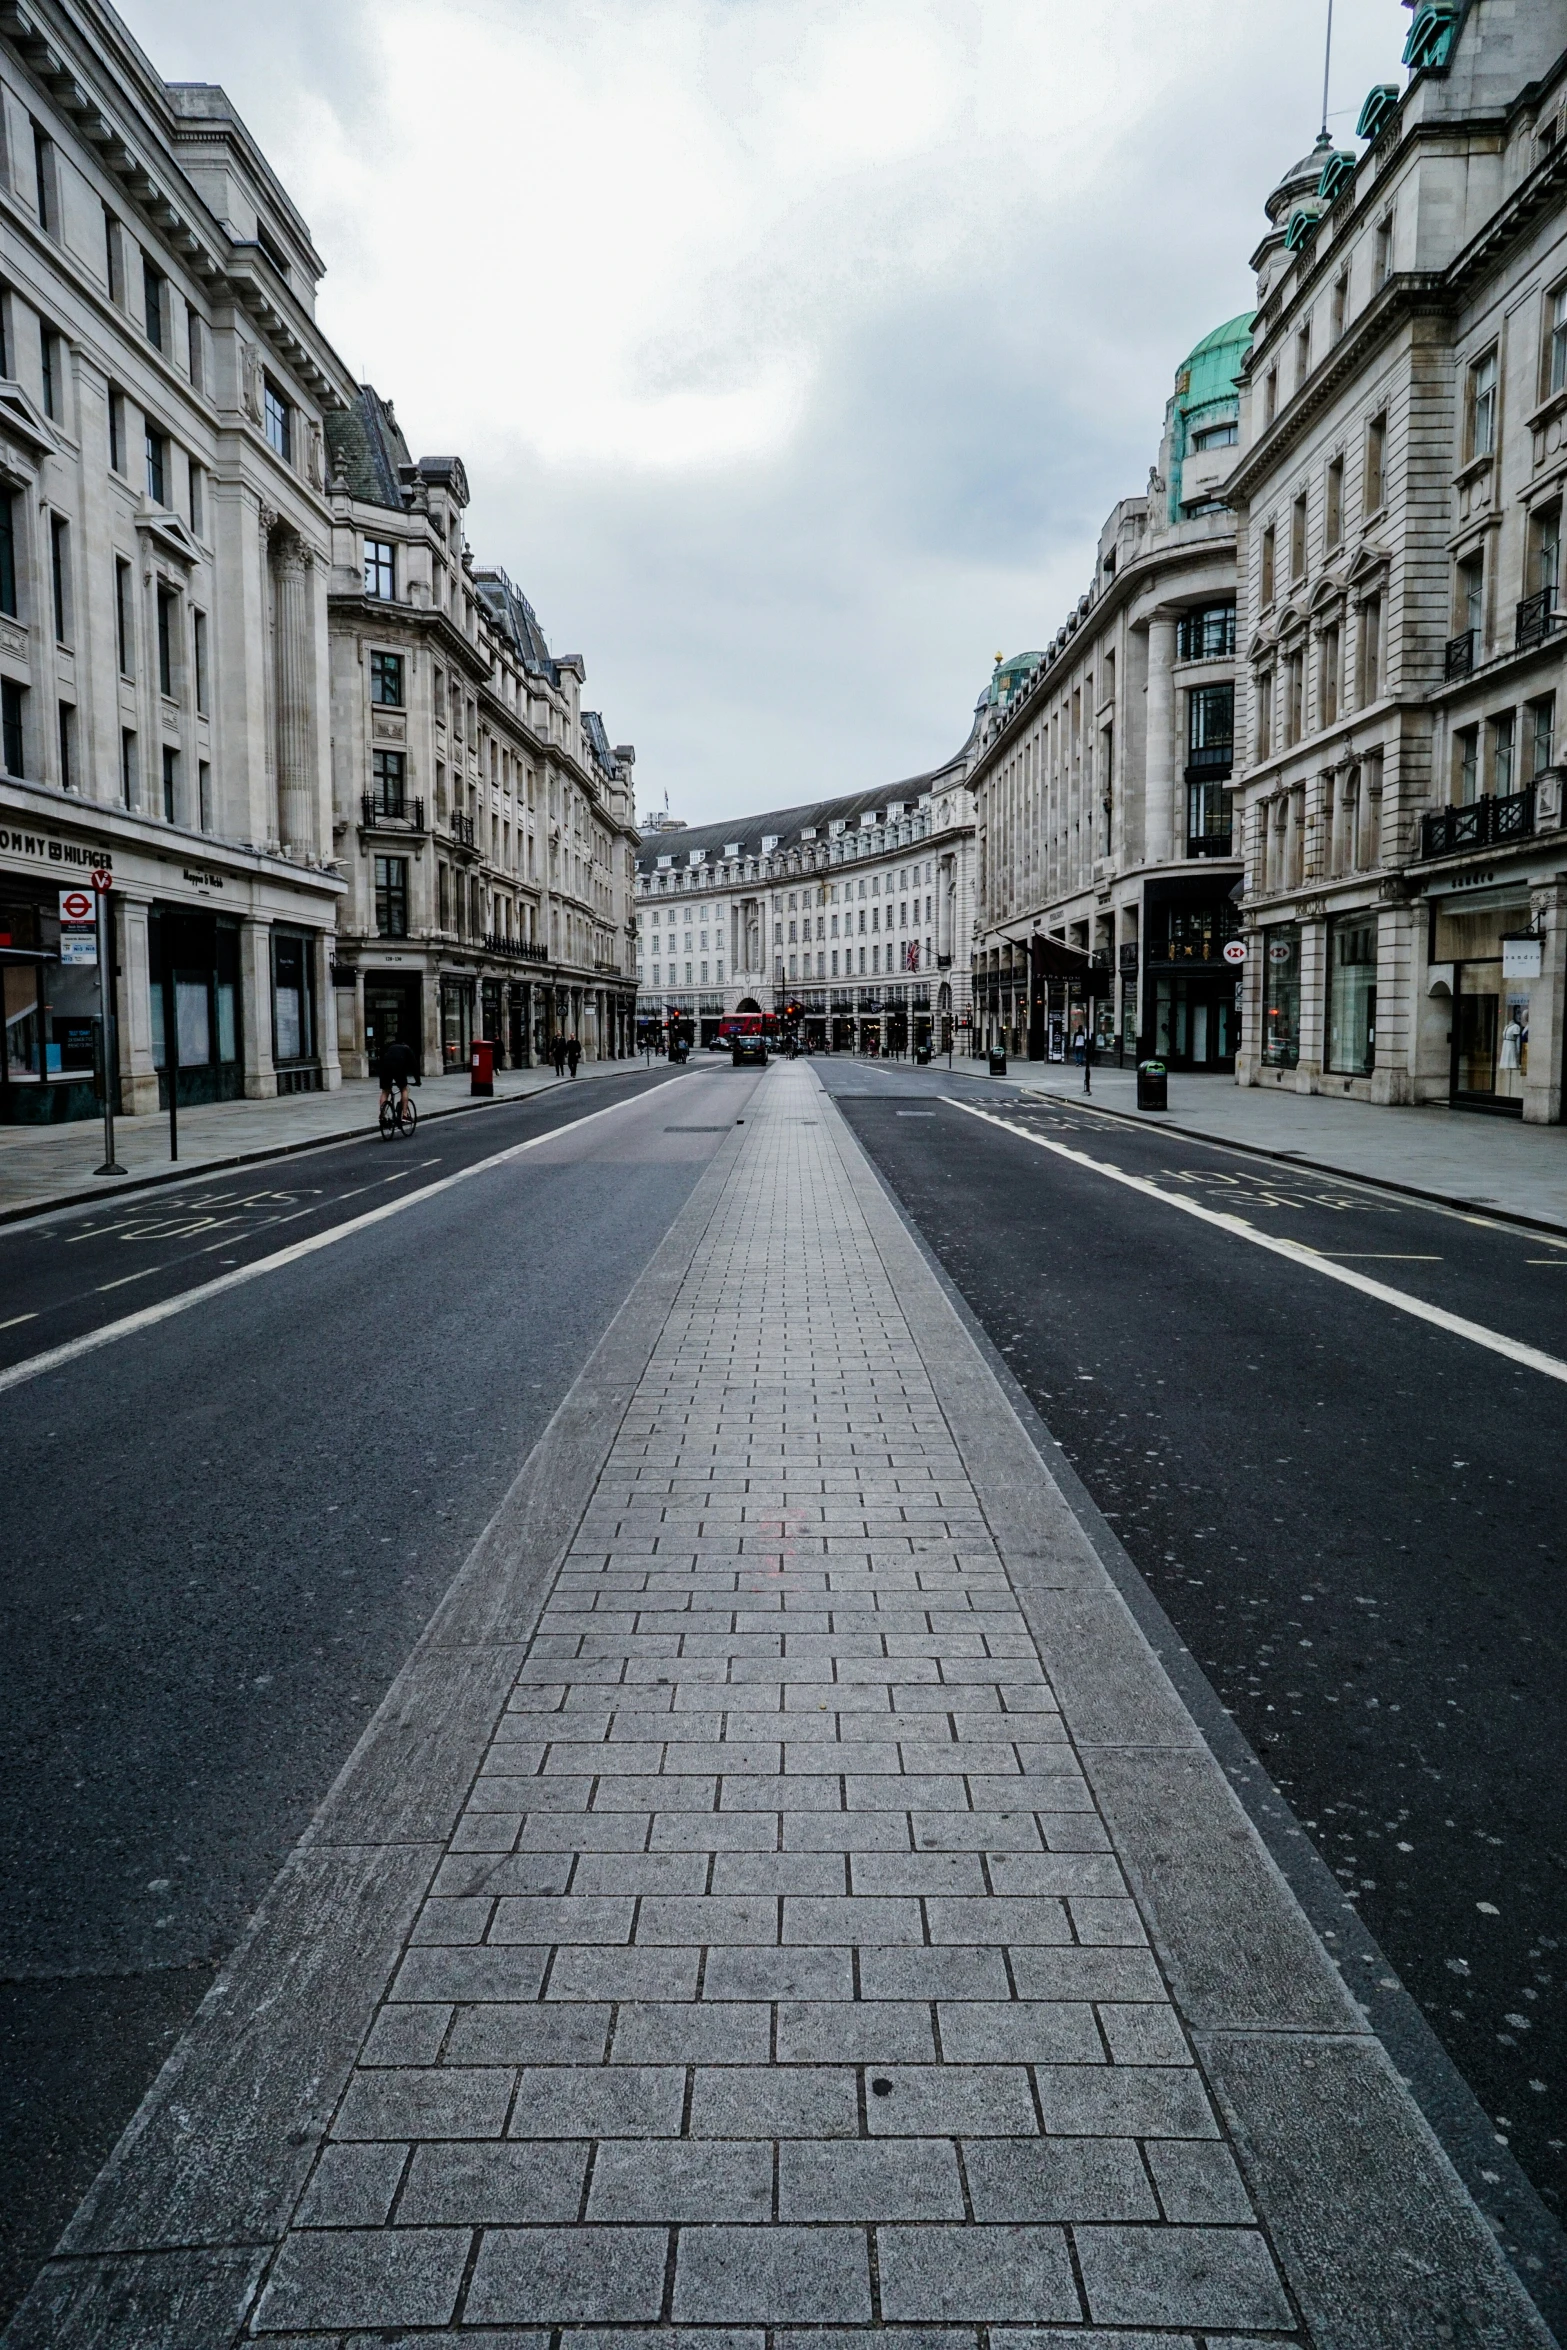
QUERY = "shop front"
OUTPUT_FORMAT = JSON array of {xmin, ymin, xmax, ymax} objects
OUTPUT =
[
  {"xmin": 2, "ymin": 878, "xmax": 108, "ymax": 1122},
  {"xmin": 1258, "ymin": 922, "xmax": 1302, "ymax": 1070},
  {"xmin": 364, "ymin": 969, "xmax": 423, "ymax": 1077},
  {"xmin": 1431, "ymin": 887, "xmax": 1537, "ymax": 1114},
  {"xmin": 152, "ymin": 907, "xmax": 243, "ymax": 1108},
  {"xmin": 440, "ymin": 972, "xmax": 475, "ymax": 1072},
  {"xmin": 1142, "ymin": 882, "xmax": 1241, "ymax": 1071}
]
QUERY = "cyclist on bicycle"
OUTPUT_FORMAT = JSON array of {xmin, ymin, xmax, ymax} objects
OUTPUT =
[{"xmin": 377, "ymin": 1036, "xmax": 416, "ymax": 1118}]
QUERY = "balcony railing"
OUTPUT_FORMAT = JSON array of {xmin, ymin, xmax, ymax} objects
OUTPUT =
[
  {"xmin": 1444, "ymin": 629, "xmax": 1476, "ymax": 679},
  {"xmin": 449, "ymin": 811, "xmax": 477, "ymax": 849},
  {"xmin": 1420, "ymin": 782, "xmax": 1535, "ymax": 860},
  {"xmin": 481, "ymin": 932, "xmax": 548, "ymax": 964},
  {"xmin": 1516, "ymin": 590, "xmax": 1561, "ymax": 653},
  {"xmin": 361, "ymin": 792, "xmax": 425, "ymax": 831}
]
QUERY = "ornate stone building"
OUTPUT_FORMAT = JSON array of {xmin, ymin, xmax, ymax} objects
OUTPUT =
[
  {"xmin": 0, "ymin": 2, "xmax": 353, "ymax": 1122},
  {"xmin": 634, "ymin": 753, "xmax": 975, "ymax": 1055},
  {"xmin": 325, "ymin": 388, "xmax": 638, "ymax": 1075},
  {"xmin": 1229, "ymin": 0, "xmax": 1567, "ymax": 1122},
  {"xmin": 969, "ymin": 319, "xmax": 1251, "ymax": 1066}
]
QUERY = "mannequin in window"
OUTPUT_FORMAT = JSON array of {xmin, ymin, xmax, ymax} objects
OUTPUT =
[{"xmin": 1499, "ymin": 1014, "xmax": 1524, "ymax": 1072}]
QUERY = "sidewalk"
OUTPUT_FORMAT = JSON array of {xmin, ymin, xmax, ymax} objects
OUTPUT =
[
  {"xmin": 9, "ymin": 1061, "xmax": 1550, "ymax": 2347},
  {"xmin": 1005, "ymin": 1063, "xmax": 1567, "ymax": 1231},
  {"xmin": 0, "ymin": 1055, "xmax": 648, "ymax": 1224}
]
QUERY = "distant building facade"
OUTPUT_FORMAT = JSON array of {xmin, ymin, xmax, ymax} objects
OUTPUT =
[
  {"xmin": 968, "ymin": 318, "xmax": 1251, "ymax": 1066},
  {"xmin": 634, "ymin": 754, "xmax": 975, "ymax": 1054},
  {"xmin": 0, "ymin": 4, "xmax": 353, "ymax": 1123},
  {"xmin": 1229, "ymin": 1, "xmax": 1567, "ymax": 1122},
  {"xmin": 326, "ymin": 389, "xmax": 637, "ymax": 1075}
]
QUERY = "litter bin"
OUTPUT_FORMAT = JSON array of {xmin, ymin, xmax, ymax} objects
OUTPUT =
[
  {"xmin": 1136, "ymin": 1058, "xmax": 1168, "ymax": 1111},
  {"xmin": 471, "ymin": 1039, "xmax": 495, "ymax": 1097},
  {"xmin": 987, "ymin": 1047, "xmax": 1007, "ymax": 1076},
  {"xmin": 914, "ymin": 1044, "xmax": 932, "ymax": 1066}
]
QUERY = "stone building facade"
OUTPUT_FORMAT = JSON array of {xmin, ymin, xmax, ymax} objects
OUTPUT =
[
  {"xmin": 634, "ymin": 753, "xmax": 975, "ymax": 1055},
  {"xmin": 1229, "ymin": 0, "xmax": 1567, "ymax": 1122},
  {"xmin": 969, "ymin": 318, "xmax": 1251, "ymax": 1066},
  {"xmin": 325, "ymin": 388, "xmax": 637, "ymax": 1076},
  {"xmin": 0, "ymin": 2, "xmax": 354, "ymax": 1123}
]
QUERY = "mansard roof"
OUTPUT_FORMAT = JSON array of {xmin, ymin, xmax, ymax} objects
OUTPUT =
[
  {"xmin": 325, "ymin": 385, "xmax": 411, "ymax": 509},
  {"xmin": 474, "ymin": 566, "xmax": 561, "ymax": 686},
  {"xmin": 633, "ymin": 753, "xmax": 970, "ymax": 879}
]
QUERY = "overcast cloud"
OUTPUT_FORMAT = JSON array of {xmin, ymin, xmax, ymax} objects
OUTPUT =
[{"xmin": 122, "ymin": 0, "xmax": 1406, "ymax": 824}]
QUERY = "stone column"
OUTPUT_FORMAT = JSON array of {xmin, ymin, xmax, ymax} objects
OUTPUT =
[
  {"xmin": 316, "ymin": 929, "xmax": 342, "ymax": 1090},
  {"xmin": 1295, "ymin": 913, "xmax": 1327, "ymax": 1092},
  {"xmin": 240, "ymin": 916, "xmax": 278, "ymax": 1099},
  {"xmin": 1144, "ymin": 614, "xmax": 1178, "ymax": 867},
  {"xmin": 272, "ymin": 536, "xmax": 315, "ymax": 853},
  {"xmin": 1524, "ymin": 878, "xmax": 1566, "ymax": 1124},
  {"xmin": 116, "ymin": 896, "xmax": 160, "ymax": 1115}
]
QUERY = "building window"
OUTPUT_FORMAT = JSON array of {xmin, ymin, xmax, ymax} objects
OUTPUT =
[
  {"xmin": 1320, "ymin": 624, "xmax": 1340, "ymax": 727},
  {"xmin": 189, "ymin": 460, "xmax": 204, "ymax": 538},
  {"xmin": 0, "ymin": 494, "xmax": 16, "ymax": 623},
  {"xmin": 1467, "ymin": 349, "xmax": 1498, "ymax": 460},
  {"xmin": 141, "ymin": 256, "xmax": 167, "ymax": 348},
  {"xmin": 1325, "ymin": 455, "xmax": 1344, "ymax": 549},
  {"xmin": 1365, "ymin": 412, "xmax": 1386, "ymax": 514},
  {"xmin": 1176, "ymin": 602, "xmax": 1236, "ymax": 660},
  {"xmin": 57, "ymin": 700, "xmax": 72, "ymax": 789},
  {"xmin": 161, "ymin": 743, "xmax": 178, "ymax": 822},
  {"xmin": 369, "ymin": 649, "xmax": 405, "ymax": 706},
  {"xmin": 108, "ymin": 386, "xmax": 125, "ymax": 473},
  {"xmin": 1260, "ymin": 924, "xmax": 1301, "ymax": 1067},
  {"xmin": 49, "ymin": 514, "xmax": 69, "ymax": 644},
  {"xmin": 1190, "ymin": 422, "xmax": 1237, "ymax": 451},
  {"xmin": 1296, "ymin": 321, "xmax": 1312, "ymax": 390},
  {"xmin": 1289, "ymin": 491, "xmax": 1307, "ymax": 581},
  {"xmin": 1528, "ymin": 501, "xmax": 1561, "ymax": 604},
  {"xmin": 156, "ymin": 587, "xmax": 175, "ymax": 698},
  {"xmin": 193, "ymin": 608, "xmax": 209, "ymax": 713},
  {"xmin": 145, "ymin": 425, "xmax": 166, "ymax": 506},
  {"xmin": 1547, "ymin": 282, "xmax": 1567, "ymax": 398},
  {"xmin": 372, "ymin": 747, "xmax": 406, "ymax": 817},
  {"xmin": 1, "ymin": 678, "xmax": 23, "ymax": 776},
  {"xmin": 1260, "ymin": 522, "xmax": 1276, "ymax": 607},
  {"xmin": 199, "ymin": 759, "xmax": 212, "ymax": 831},
  {"xmin": 364, "ymin": 537, "xmax": 395, "ymax": 599},
  {"xmin": 1263, "ymin": 368, "xmax": 1278, "ymax": 427},
  {"xmin": 1331, "ymin": 270, "xmax": 1349, "ymax": 340},
  {"xmin": 188, "ymin": 310, "xmax": 204, "ymax": 393},
  {"xmin": 121, "ymin": 728, "xmax": 137, "ymax": 808},
  {"xmin": 40, "ymin": 326, "xmax": 58, "ymax": 420},
  {"xmin": 1527, "ymin": 693, "xmax": 1556, "ymax": 778},
  {"xmin": 1489, "ymin": 709, "xmax": 1516, "ymax": 798},
  {"xmin": 1455, "ymin": 724, "xmax": 1479, "ymax": 804},
  {"xmin": 1284, "ymin": 649, "xmax": 1304, "ymax": 745},
  {"xmin": 1358, "ymin": 596, "xmax": 1382, "ymax": 702},
  {"xmin": 115, "ymin": 558, "xmax": 133, "ymax": 675},
  {"xmin": 264, "ymin": 381, "xmax": 291, "ymax": 461},
  {"xmin": 32, "ymin": 121, "xmax": 54, "ymax": 235},
  {"xmin": 1373, "ymin": 213, "xmax": 1392, "ymax": 290},
  {"xmin": 1455, "ymin": 549, "xmax": 1484, "ymax": 646},
  {"xmin": 1326, "ymin": 914, "xmax": 1377, "ymax": 1075},
  {"xmin": 375, "ymin": 855, "xmax": 409, "ymax": 937}
]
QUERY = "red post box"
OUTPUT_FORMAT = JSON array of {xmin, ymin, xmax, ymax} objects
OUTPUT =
[{"xmin": 470, "ymin": 1039, "xmax": 494, "ymax": 1096}]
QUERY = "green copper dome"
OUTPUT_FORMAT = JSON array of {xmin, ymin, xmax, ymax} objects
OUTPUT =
[
  {"xmin": 988, "ymin": 651, "xmax": 1045, "ymax": 708},
  {"xmin": 1172, "ymin": 312, "xmax": 1256, "ymax": 415}
]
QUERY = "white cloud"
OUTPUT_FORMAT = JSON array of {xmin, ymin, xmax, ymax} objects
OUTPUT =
[{"xmin": 122, "ymin": 0, "xmax": 1408, "ymax": 822}]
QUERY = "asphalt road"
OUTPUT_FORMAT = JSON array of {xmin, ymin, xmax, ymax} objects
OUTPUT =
[
  {"xmin": 817, "ymin": 1055, "xmax": 1567, "ymax": 2247},
  {"xmin": 0, "ymin": 1058, "xmax": 755, "ymax": 2325}
]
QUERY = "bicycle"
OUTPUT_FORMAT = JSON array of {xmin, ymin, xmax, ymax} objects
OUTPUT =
[{"xmin": 378, "ymin": 1086, "xmax": 419, "ymax": 1140}]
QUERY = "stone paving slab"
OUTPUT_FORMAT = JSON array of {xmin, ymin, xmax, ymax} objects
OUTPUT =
[{"xmin": 6, "ymin": 1060, "xmax": 1555, "ymax": 2349}]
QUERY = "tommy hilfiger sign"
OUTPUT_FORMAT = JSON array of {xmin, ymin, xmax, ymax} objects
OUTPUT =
[{"xmin": 0, "ymin": 827, "xmax": 115, "ymax": 870}]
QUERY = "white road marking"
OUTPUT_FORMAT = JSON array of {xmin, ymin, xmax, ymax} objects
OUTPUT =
[
  {"xmin": 943, "ymin": 1099, "xmax": 1567, "ymax": 1389},
  {"xmin": 0, "ymin": 1086, "xmax": 669, "ymax": 1399},
  {"xmin": 0, "ymin": 1311, "xmax": 38, "ymax": 1331}
]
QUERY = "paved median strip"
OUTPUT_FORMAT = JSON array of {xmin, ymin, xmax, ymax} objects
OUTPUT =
[{"xmin": 944, "ymin": 1097, "xmax": 1567, "ymax": 1389}]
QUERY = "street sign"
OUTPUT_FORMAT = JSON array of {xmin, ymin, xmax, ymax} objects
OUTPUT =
[
  {"xmin": 1222, "ymin": 939, "xmax": 1246, "ymax": 966},
  {"xmin": 91, "ymin": 867, "xmax": 113, "ymax": 894},
  {"xmin": 59, "ymin": 886, "xmax": 97, "ymax": 965}
]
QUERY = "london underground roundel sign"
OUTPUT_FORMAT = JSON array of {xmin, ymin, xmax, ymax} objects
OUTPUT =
[
  {"xmin": 1222, "ymin": 939, "xmax": 1246, "ymax": 966},
  {"xmin": 59, "ymin": 888, "xmax": 93, "ymax": 923}
]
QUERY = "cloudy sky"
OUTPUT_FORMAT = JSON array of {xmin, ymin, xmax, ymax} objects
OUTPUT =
[{"xmin": 125, "ymin": 0, "xmax": 1407, "ymax": 826}]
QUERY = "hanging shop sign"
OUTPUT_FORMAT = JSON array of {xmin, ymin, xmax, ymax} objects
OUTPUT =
[
  {"xmin": 1501, "ymin": 934, "xmax": 1543, "ymax": 979},
  {"xmin": 1222, "ymin": 939, "xmax": 1246, "ymax": 965}
]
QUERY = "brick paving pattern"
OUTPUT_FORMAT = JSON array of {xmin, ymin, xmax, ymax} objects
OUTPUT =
[{"xmin": 250, "ymin": 1065, "xmax": 1300, "ymax": 2341}]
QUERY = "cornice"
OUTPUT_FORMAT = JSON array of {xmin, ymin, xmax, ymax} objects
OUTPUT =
[{"xmin": 1228, "ymin": 275, "xmax": 1448, "ymax": 505}]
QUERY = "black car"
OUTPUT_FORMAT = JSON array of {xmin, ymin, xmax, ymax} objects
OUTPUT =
[{"xmin": 730, "ymin": 1032, "xmax": 769, "ymax": 1068}]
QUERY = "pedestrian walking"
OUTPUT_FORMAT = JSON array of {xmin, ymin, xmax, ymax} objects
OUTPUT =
[
  {"xmin": 1082, "ymin": 1029, "xmax": 1094, "ymax": 1094},
  {"xmin": 552, "ymin": 1036, "xmax": 565, "ymax": 1077},
  {"xmin": 567, "ymin": 1035, "xmax": 580, "ymax": 1077}
]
